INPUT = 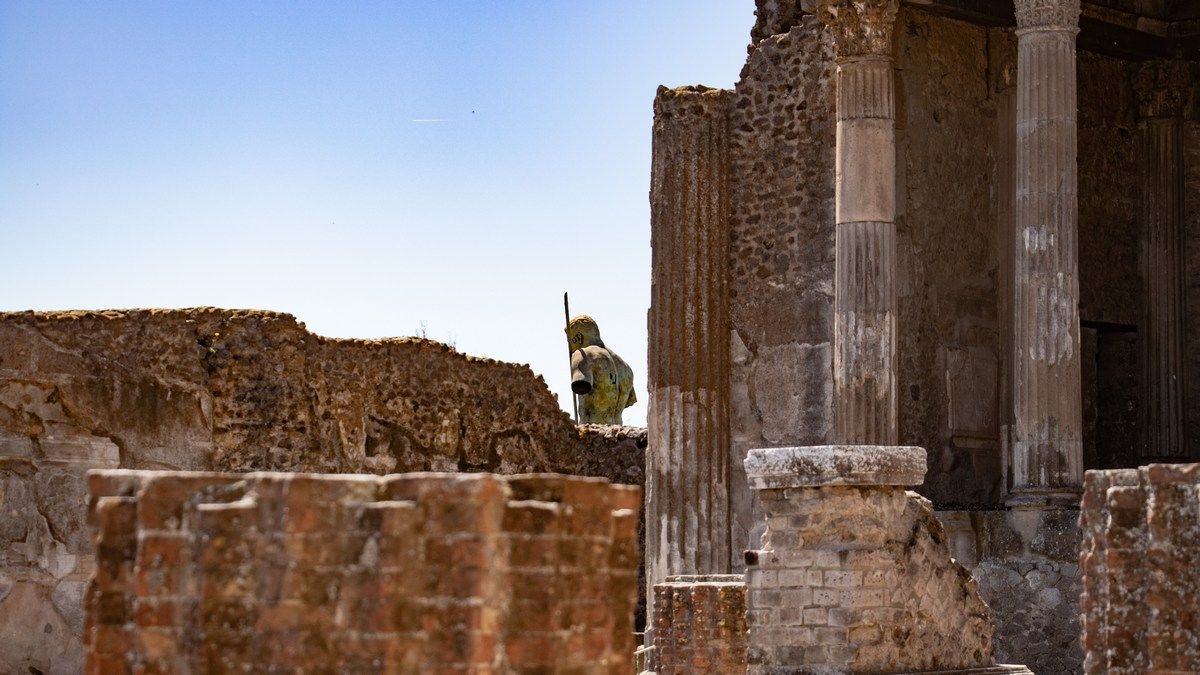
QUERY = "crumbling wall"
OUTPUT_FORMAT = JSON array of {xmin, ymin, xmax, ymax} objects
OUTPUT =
[
  {"xmin": 727, "ymin": 17, "xmax": 837, "ymax": 569},
  {"xmin": 743, "ymin": 446, "xmax": 1002, "ymax": 673},
  {"xmin": 0, "ymin": 308, "xmax": 644, "ymax": 675},
  {"xmin": 648, "ymin": 575, "xmax": 747, "ymax": 674},
  {"xmin": 85, "ymin": 470, "xmax": 640, "ymax": 673},
  {"xmin": 0, "ymin": 308, "xmax": 588, "ymax": 475},
  {"xmin": 1080, "ymin": 463, "xmax": 1200, "ymax": 673},
  {"xmin": 938, "ymin": 509, "xmax": 1085, "ymax": 675}
]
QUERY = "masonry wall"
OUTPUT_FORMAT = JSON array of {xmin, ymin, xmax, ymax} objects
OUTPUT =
[
  {"xmin": 1080, "ymin": 463, "xmax": 1200, "ymax": 673},
  {"xmin": 727, "ymin": 16, "xmax": 837, "ymax": 569},
  {"xmin": 0, "ymin": 308, "xmax": 644, "ymax": 675},
  {"xmin": 894, "ymin": 9, "xmax": 1007, "ymax": 507},
  {"xmin": 85, "ymin": 470, "xmax": 640, "ymax": 673}
]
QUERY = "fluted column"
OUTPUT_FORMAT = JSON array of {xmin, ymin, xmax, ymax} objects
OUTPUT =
[
  {"xmin": 815, "ymin": 0, "xmax": 900, "ymax": 446},
  {"xmin": 1010, "ymin": 0, "xmax": 1083, "ymax": 500},
  {"xmin": 1136, "ymin": 61, "xmax": 1190, "ymax": 461},
  {"xmin": 647, "ymin": 85, "xmax": 734, "ymax": 621}
]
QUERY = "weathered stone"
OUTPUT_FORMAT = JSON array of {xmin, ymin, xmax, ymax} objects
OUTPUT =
[
  {"xmin": 744, "ymin": 444, "xmax": 926, "ymax": 489},
  {"xmin": 647, "ymin": 84, "xmax": 735, "ymax": 616},
  {"xmin": 647, "ymin": 575, "xmax": 748, "ymax": 674},
  {"xmin": 743, "ymin": 445, "xmax": 1012, "ymax": 673}
]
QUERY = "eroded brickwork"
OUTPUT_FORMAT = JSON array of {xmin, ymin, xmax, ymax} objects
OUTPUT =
[
  {"xmin": 743, "ymin": 446, "xmax": 1002, "ymax": 673},
  {"xmin": 1080, "ymin": 463, "xmax": 1200, "ymax": 674},
  {"xmin": 649, "ymin": 575, "xmax": 748, "ymax": 674},
  {"xmin": 85, "ymin": 470, "xmax": 640, "ymax": 673}
]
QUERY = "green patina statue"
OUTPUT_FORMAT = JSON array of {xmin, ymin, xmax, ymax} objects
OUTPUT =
[{"xmin": 565, "ymin": 315, "xmax": 636, "ymax": 425}]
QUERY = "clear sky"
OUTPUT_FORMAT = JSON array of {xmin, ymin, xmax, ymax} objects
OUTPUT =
[{"xmin": 0, "ymin": 0, "xmax": 752, "ymax": 427}]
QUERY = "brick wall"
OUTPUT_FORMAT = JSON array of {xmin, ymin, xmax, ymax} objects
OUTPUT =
[
  {"xmin": 649, "ymin": 575, "xmax": 747, "ymax": 674},
  {"xmin": 1080, "ymin": 463, "xmax": 1200, "ymax": 673},
  {"xmin": 85, "ymin": 470, "xmax": 640, "ymax": 673}
]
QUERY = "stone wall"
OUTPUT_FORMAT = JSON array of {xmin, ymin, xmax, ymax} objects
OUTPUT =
[
  {"xmin": 1080, "ymin": 463, "xmax": 1200, "ymax": 673},
  {"xmin": 742, "ymin": 446, "xmax": 1010, "ymax": 673},
  {"xmin": 0, "ymin": 308, "xmax": 645, "ymax": 674},
  {"xmin": 727, "ymin": 17, "xmax": 837, "ymax": 568},
  {"xmin": 938, "ymin": 510, "xmax": 1085, "ymax": 675},
  {"xmin": 85, "ymin": 470, "xmax": 640, "ymax": 673},
  {"xmin": 894, "ymin": 9, "xmax": 1007, "ymax": 508}
]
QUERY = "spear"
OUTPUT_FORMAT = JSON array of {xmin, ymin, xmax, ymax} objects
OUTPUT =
[{"xmin": 564, "ymin": 291, "xmax": 579, "ymax": 423}]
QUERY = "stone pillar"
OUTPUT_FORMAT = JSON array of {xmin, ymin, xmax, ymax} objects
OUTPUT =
[
  {"xmin": 647, "ymin": 86, "xmax": 734, "ymax": 609},
  {"xmin": 1010, "ymin": 0, "xmax": 1083, "ymax": 500},
  {"xmin": 815, "ymin": 0, "xmax": 900, "ymax": 446},
  {"xmin": 742, "ymin": 445, "xmax": 1025, "ymax": 673},
  {"xmin": 1136, "ymin": 61, "xmax": 1190, "ymax": 462}
]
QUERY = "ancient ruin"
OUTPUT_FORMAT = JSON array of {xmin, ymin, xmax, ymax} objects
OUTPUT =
[
  {"xmin": 0, "ymin": 308, "xmax": 646, "ymax": 673},
  {"xmin": 5, "ymin": 0, "xmax": 1200, "ymax": 672},
  {"xmin": 1080, "ymin": 462, "xmax": 1200, "ymax": 673},
  {"xmin": 648, "ymin": 0, "xmax": 1200, "ymax": 672},
  {"xmin": 84, "ymin": 470, "xmax": 640, "ymax": 673}
]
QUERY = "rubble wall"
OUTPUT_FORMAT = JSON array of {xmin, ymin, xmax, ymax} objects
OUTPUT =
[
  {"xmin": 1080, "ymin": 463, "xmax": 1200, "ymax": 673},
  {"xmin": 84, "ymin": 470, "xmax": 640, "ymax": 673},
  {"xmin": 938, "ymin": 509, "xmax": 1085, "ymax": 675},
  {"xmin": 0, "ymin": 308, "xmax": 644, "ymax": 674},
  {"xmin": 727, "ymin": 17, "xmax": 837, "ymax": 570}
]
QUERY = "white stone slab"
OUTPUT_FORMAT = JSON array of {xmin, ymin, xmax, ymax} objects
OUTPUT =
[{"xmin": 744, "ymin": 445, "xmax": 926, "ymax": 489}]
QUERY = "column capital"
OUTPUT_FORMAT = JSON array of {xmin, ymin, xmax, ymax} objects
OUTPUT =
[
  {"xmin": 813, "ymin": 0, "xmax": 899, "ymax": 60},
  {"xmin": 1013, "ymin": 0, "xmax": 1080, "ymax": 32},
  {"xmin": 1135, "ymin": 60, "xmax": 1194, "ymax": 120}
]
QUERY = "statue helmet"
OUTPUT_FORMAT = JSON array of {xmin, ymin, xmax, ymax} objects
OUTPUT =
[{"xmin": 565, "ymin": 315, "xmax": 604, "ymax": 349}]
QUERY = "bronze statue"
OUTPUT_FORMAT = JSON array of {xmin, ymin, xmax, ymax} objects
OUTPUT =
[{"xmin": 565, "ymin": 315, "xmax": 636, "ymax": 425}]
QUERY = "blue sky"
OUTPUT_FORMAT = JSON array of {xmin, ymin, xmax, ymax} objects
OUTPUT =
[{"xmin": 0, "ymin": 0, "xmax": 752, "ymax": 426}]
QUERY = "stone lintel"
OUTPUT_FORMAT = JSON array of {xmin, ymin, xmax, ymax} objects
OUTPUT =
[
  {"xmin": 734, "ymin": 656, "xmax": 1029, "ymax": 673},
  {"xmin": 743, "ymin": 444, "xmax": 926, "ymax": 489},
  {"xmin": 661, "ymin": 574, "xmax": 744, "ymax": 585}
]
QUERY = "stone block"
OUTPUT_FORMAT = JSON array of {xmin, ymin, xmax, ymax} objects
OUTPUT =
[{"xmin": 744, "ymin": 445, "xmax": 927, "ymax": 489}]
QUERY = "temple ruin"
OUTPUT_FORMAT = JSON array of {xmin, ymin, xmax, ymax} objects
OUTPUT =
[
  {"xmin": 648, "ymin": 0, "xmax": 1200, "ymax": 673},
  {"xmin": 3, "ymin": 0, "xmax": 1200, "ymax": 673}
]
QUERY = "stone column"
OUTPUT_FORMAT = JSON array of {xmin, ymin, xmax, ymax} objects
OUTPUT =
[
  {"xmin": 742, "ymin": 445, "xmax": 1024, "ymax": 673},
  {"xmin": 815, "ymin": 0, "xmax": 900, "ymax": 446},
  {"xmin": 1135, "ymin": 61, "xmax": 1190, "ymax": 462},
  {"xmin": 1010, "ymin": 0, "xmax": 1083, "ymax": 500},
  {"xmin": 647, "ymin": 86, "xmax": 734, "ymax": 613}
]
